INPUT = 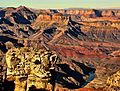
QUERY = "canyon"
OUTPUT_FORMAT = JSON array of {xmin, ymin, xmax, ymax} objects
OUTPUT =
[{"xmin": 0, "ymin": 6, "xmax": 120, "ymax": 91}]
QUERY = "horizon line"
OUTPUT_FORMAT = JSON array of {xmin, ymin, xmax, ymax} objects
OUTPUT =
[{"xmin": 1, "ymin": 6, "xmax": 120, "ymax": 10}]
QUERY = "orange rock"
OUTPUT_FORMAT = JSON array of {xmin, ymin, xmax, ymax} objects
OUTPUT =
[
  {"xmin": 73, "ymin": 88, "xmax": 96, "ymax": 91},
  {"xmin": 101, "ymin": 10, "xmax": 114, "ymax": 17},
  {"xmin": 37, "ymin": 14, "xmax": 52, "ymax": 21}
]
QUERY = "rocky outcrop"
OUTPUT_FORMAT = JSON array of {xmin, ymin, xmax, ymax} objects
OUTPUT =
[
  {"xmin": 59, "ymin": 9, "xmax": 98, "ymax": 18},
  {"xmin": 52, "ymin": 13, "xmax": 69, "ymax": 21},
  {"xmin": 107, "ymin": 70, "xmax": 120, "ymax": 87},
  {"xmin": 36, "ymin": 13, "xmax": 52, "ymax": 21},
  {"xmin": 5, "ymin": 47, "xmax": 58, "ymax": 91},
  {"xmin": 33, "ymin": 13, "xmax": 70, "ymax": 29},
  {"xmin": 101, "ymin": 10, "xmax": 115, "ymax": 17},
  {"xmin": 114, "ymin": 10, "xmax": 120, "ymax": 17},
  {"xmin": 16, "ymin": 6, "xmax": 37, "ymax": 21},
  {"xmin": 2, "ymin": 6, "xmax": 36, "ymax": 24},
  {"xmin": 110, "ymin": 50, "xmax": 120, "ymax": 57},
  {"xmin": 0, "ymin": 10, "xmax": 5, "ymax": 17},
  {"xmin": 12, "ymin": 12, "xmax": 31, "ymax": 24},
  {"xmin": 58, "ymin": 9, "xmax": 120, "ymax": 18},
  {"xmin": 101, "ymin": 9, "xmax": 120, "ymax": 17},
  {"xmin": 3, "ymin": 7, "xmax": 16, "ymax": 17},
  {"xmin": 36, "ymin": 13, "xmax": 69, "ymax": 22},
  {"xmin": 0, "ymin": 18, "xmax": 14, "ymax": 26}
]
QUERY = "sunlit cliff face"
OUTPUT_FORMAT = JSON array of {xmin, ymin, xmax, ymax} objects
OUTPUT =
[{"xmin": 5, "ymin": 47, "xmax": 58, "ymax": 91}]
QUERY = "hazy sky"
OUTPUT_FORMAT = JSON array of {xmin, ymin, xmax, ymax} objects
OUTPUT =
[{"xmin": 0, "ymin": 0, "xmax": 120, "ymax": 9}]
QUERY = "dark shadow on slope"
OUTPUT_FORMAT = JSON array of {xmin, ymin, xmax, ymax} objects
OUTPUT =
[
  {"xmin": 0, "ymin": 18, "xmax": 14, "ymax": 26},
  {"xmin": 44, "ymin": 27, "xmax": 56, "ymax": 35},
  {"xmin": 0, "ymin": 35, "xmax": 17, "ymax": 53},
  {"xmin": 28, "ymin": 85, "xmax": 49, "ymax": 91},
  {"xmin": 0, "ymin": 42, "xmax": 7, "ymax": 53},
  {"xmin": 18, "ymin": 28, "xmax": 29, "ymax": 38},
  {"xmin": 50, "ymin": 69, "xmax": 56, "ymax": 91},
  {"xmin": 0, "ymin": 10, "xmax": 5, "ymax": 17},
  {"xmin": 64, "ymin": 18, "xmax": 87, "ymax": 40},
  {"xmin": 55, "ymin": 61, "xmax": 96, "ymax": 89},
  {"xmin": 50, "ymin": 9, "xmax": 59, "ymax": 13},
  {"xmin": 12, "ymin": 12, "xmax": 31, "ymax": 24},
  {"xmin": 69, "ymin": 20, "xmax": 86, "ymax": 36},
  {"xmin": 55, "ymin": 64, "xmax": 85, "ymax": 89},
  {"xmin": 94, "ymin": 9, "xmax": 102, "ymax": 17},
  {"xmin": 72, "ymin": 60, "xmax": 96, "ymax": 75},
  {"xmin": 0, "ymin": 36, "xmax": 24, "ymax": 53},
  {"xmin": 3, "ymin": 80, "xmax": 15, "ymax": 91},
  {"xmin": 68, "ymin": 17, "xmax": 82, "ymax": 26},
  {"xmin": 0, "ymin": 36, "xmax": 17, "ymax": 43},
  {"xmin": 43, "ymin": 27, "xmax": 57, "ymax": 40},
  {"xmin": 72, "ymin": 60, "xmax": 96, "ymax": 85},
  {"xmin": 3, "ymin": 30, "xmax": 15, "ymax": 36},
  {"xmin": 65, "ymin": 24, "xmax": 86, "ymax": 39},
  {"xmin": 28, "ymin": 26, "xmax": 36, "ymax": 35}
]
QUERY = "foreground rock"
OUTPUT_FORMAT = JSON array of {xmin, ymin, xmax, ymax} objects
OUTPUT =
[
  {"xmin": 5, "ymin": 47, "xmax": 58, "ymax": 91},
  {"xmin": 107, "ymin": 70, "xmax": 120, "ymax": 88}
]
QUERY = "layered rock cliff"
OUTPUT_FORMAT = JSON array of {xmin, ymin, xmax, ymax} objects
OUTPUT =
[{"xmin": 0, "ymin": 6, "xmax": 120, "ymax": 91}]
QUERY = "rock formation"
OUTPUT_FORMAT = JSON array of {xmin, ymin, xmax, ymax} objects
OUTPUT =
[
  {"xmin": 107, "ymin": 70, "xmax": 120, "ymax": 88},
  {"xmin": 5, "ymin": 47, "xmax": 58, "ymax": 91},
  {"xmin": 0, "ymin": 6, "xmax": 120, "ymax": 91}
]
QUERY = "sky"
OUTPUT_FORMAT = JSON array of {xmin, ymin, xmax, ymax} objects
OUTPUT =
[{"xmin": 0, "ymin": 0, "xmax": 120, "ymax": 9}]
